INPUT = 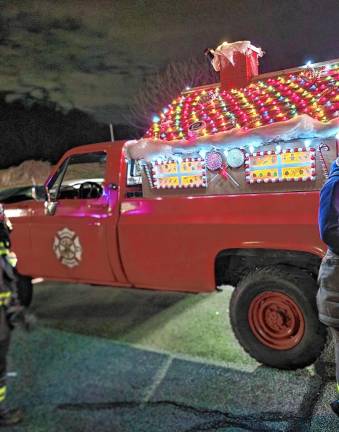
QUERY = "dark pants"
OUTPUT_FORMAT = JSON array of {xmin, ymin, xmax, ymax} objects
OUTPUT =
[
  {"xmin": 317, "ymin": 250, "xmax": 339, "ymax": 328},
  {"xmin": 317, "ymin": 250, "xmax": 339, "ymax": 393},
  {"xmin": 331, "ymin": 328, "xmax": 339, "ymax": 391},
  {"xmin": 0, "ymin": 310, "xmax": 11, "ymax": 405}
]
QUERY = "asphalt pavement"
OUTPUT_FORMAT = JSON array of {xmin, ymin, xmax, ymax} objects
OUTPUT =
[{"xmin": 2, "ymin": 282, "xmax": 339, "ymax": 431}]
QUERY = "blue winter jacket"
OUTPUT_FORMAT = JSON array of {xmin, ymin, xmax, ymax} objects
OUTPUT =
[{"xmin": 319, "ymin": 159, "xmax": 339, "ymax": 254}]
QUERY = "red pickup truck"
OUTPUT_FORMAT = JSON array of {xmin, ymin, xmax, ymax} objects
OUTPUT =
[{"xmin": 3, "ymin": 53, "xmax": 339, "ymax": 370}]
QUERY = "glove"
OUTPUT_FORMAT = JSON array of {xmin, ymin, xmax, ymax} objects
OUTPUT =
[{"xmin": 6, "ymin": 305, "xmax": 37, "ymax": 332}]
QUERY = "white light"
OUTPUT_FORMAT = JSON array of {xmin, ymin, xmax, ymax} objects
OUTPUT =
[
  {"xmin": 249, "ymin": 145, "xmax": 255, "ymax": 153},
  {"xmin": 152, "ymin": 115, "xmax": 160, "ymax": 123},
  {"xmin": 305, "ymin": 60, "xmax": 313, "ymax": 67},
  {"xmin": 275, "ymin": 145, "xmax": 282, "ymax": 154},
  {"xmin": 199, "ymin": 149, "xmax": 208, "ymax": 158},
  {"xmin": 185, "ymin": 86, "xmax": 191, "ymax": 90},
  {"xmin": 304, "ymin": 139, "xmax": 311, "ymax": 148},
  {"xmin": 336, "ymin": 132, "xmax": 339, "ymax": 140}
]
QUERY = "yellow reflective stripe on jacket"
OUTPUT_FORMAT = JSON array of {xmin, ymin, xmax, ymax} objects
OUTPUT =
[
  {"xmin": 0, "ymin": 386, "xmax": 6, "ymax": 402},
  {"xmin": 337, "ymin": 382, "xmax": 339, "ymax": 393},
  {"xmin": 0, "ymin": 241, "xmax": 10, "ymax": 256},
  {"xmin": 0, "ymin": 292, "xmax": 12, "ymax": 306},
  {"xmin": 6, "ymin": 255, "xmax": 17, "ymax": 267}
]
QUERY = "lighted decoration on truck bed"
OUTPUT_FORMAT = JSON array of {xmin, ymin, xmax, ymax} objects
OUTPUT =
[
  {"xmin": 149, "ymin": 157, "xmax": 207, "ymax": 189},
  {"xmin": 245, "ymin": 147, "xmax": 316, "ymax": 183},
  {"xmin": 125, "ymin": 115, "xmax": 338, "ymax": 196},
  {"xmin": 124, "ymin": 41, "xmax": 338, "ymax": 197}
]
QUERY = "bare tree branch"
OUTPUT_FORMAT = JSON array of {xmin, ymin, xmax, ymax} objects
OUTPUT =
[{"xmin": 125, "ymin": 56, "xmax": 218, "ymax": 132}]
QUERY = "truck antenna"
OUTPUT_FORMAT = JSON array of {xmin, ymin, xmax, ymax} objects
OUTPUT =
[{"xmin": 109, "ymin": 123, "xmax": 115, "ymax": 142}]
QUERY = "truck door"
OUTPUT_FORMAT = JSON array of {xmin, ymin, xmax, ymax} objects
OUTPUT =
[{"xmin": 30, "ymin": 150, "xmax": 118, "ymax": 284}]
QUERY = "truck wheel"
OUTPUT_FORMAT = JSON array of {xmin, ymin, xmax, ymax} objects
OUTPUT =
[
  {"xmin": 230, "ymin": 266, "xmax": 327, "ymax": 369},
  {"xmin": 16, "ymin": 274, "xmax": 33, "ymax": 307}
]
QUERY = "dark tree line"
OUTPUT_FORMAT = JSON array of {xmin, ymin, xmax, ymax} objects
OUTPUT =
[{"xmin": 0, "ymin": 93, "xmax": 138, "ymax": 169}]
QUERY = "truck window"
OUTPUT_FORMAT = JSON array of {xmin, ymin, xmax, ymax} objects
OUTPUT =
[
  {"xmin": 48, "ymin": 160, "xmax": 68, "ymax": 201},
  {"xmin": 125, "ymin": 159, "xmax": 143, "ymax": 198},
  {"xmin": 49, "ymin": 152, "xmax": 107, "ymax": 200}
]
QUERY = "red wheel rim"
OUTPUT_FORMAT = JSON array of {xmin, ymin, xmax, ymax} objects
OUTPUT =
[{"xmin": 248, "ymin": 291, "xmax": 305, "ymax": 350}]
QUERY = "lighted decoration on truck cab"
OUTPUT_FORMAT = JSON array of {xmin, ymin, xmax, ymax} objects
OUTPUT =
[
  {"xmin": 149, "ymin": 157, "xmax": 207, "ymax": 189},
  {"xmin": 245, "ymin": 147, "xmax": 316, "ymax": 183}
]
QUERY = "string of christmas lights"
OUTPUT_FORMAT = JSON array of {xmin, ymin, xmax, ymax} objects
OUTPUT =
[{"xmin": 145, "ymin": 62, "xmax": 339, "ymax": 141}]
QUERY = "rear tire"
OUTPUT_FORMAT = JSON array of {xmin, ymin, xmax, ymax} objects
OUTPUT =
[
  {"xmin": 16, "ymin": 274, "xmax": 33, "ymax": 307},
  {"xmin": 230, "ymin": 266, "xmax": 327, "ymax": 369}
]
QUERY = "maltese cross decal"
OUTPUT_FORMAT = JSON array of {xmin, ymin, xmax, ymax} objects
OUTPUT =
[{"xmin": 53, "ymin": 227, "xmax": 82, "ymax": 268}]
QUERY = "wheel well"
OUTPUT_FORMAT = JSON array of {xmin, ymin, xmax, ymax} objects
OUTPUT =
[{"xmin": 215, "ymin": 249, "xmax": 321, "ymax": 286}]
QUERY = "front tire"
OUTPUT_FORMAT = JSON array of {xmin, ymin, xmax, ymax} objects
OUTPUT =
[{"xmin": 230, "ymin": 266, "xmax": 327, "ymax": 369}]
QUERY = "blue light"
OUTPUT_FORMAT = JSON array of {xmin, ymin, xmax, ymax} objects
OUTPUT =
[{"xmin": 152, "ymin": 115, "xmax": 160, "ymax": 123}]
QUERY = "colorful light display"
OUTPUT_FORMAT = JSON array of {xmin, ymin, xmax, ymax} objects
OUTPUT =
[
  {"xmin": 145, "ymin": 62, "xmax": 339, "ymax": 142},
  {"xmin": 150, "ymin": 157, "xmax": 207, "ymax": 189},
  {"xmin": 245, "ymin": 148, "xmax": 316, "ymax": 183},
  {"xmin": 206, "ymin": 150, "xmax": 223, "ymax": 171}
]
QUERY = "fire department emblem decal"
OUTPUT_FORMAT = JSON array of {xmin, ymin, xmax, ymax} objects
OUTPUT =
[{"xmin": 53, "ymin": 228, "xmax": 82, "ymax": 268}]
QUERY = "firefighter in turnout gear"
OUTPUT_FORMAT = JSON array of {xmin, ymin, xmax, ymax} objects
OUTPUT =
[
  {"xmin": 0, "ymin": 205, "xmax": 24, "ymax": 426},
  {"xmin": 317, "ymin": 157, "xmax": 339, "ymax": 416}
]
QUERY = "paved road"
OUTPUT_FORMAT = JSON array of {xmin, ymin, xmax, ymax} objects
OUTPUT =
[{"xmin": 3, "ymin": 282, "xmax": 339, "ymax": 431}]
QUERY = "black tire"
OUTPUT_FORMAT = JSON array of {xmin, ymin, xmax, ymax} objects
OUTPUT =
[
  {"xmin": 16, "ymin": 274, "xmax": 33, "ymax": 307},
  {"xmin": 230, "ymin": 266, "xmax": 327, "ymax": 369}
]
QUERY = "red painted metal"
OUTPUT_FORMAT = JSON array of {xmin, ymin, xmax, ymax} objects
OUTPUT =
[
  {"xmin": 5, "ymin": 141, "xmax": 327, "ymax": 292},
  {"xmin": 248, "ymin": 291, "xmax": 305, "ymax": 350},
  {"xmin": 220, "ymin": 51, "xmax": 259, "ymax": 91}
]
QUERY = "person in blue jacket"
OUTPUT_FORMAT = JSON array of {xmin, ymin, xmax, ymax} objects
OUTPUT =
[{"xmin": 317, "ymin": 157, "xmax": 339, "ymax": 415}]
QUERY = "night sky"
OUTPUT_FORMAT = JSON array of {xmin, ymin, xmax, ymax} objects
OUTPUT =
[{"xmin": 1, "ymin": 0, "xmax": 338, "ymax": 125}]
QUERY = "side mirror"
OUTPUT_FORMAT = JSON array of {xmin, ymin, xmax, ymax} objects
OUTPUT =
[{"xmin": 43, "ymin": 187, "xmax": 58, "ymax": 216}]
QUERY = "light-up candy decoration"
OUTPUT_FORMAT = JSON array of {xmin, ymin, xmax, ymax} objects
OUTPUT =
[
  {"xmin": 187, "ymin": 120, "xmax": 207, "ymax": 143},
  {"xmin": 206, "ymin": 149, "xmax": 228, "ymax": 180},
  {"xmin": 245, "ymin": 147, "xmax": 316, "ymax": 184},
  {"xmin": 301, "ymin": 62, "xmax": 323, "ymax": 84},
  {"xmin": 150, "ymin": 157, "xmax": 207, "ymax": 189},
  {"xmin": 206, "ymin": 150, "xmax": 223, "ymax": 171},
  {"xmin": 205, "ymin": 149, "xmax": 239, "ymax": 186},
  {"xmin": 317, "ymin": 142, "xmax": 330, "ymax": 179}
]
